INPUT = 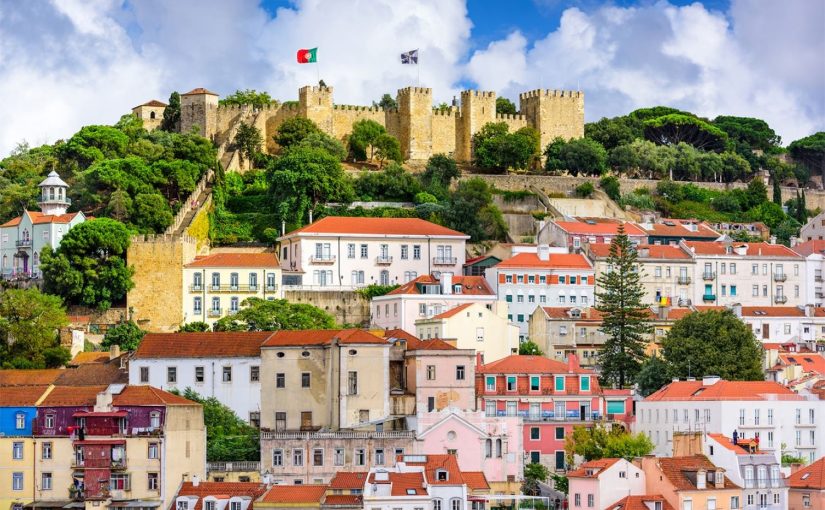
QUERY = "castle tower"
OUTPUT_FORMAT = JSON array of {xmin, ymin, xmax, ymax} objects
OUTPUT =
[
  {"xmin": 519, "ymin": 89, "xmax": 585, "ymax": 149},
  {"xmin": 38, "ymin": 171, "xmax": 70, "ymax": 216},
  {"xmin": 131, "ymin": 100, "xmax": 167, "ymax": 131},
  {"xmin": 456, "ymin": 90, "xmax": 496, "ymax": 162},
  {"xmin": 180, "ymin": 88, "xmax": 219, "ymax": 141},
  {"xmin": 397, "ymin": 87, "xmax": 433, "ymax": 160},
  {"xmin": 299, "ymin": 85, "xmax": 334, "ymax": 135}
]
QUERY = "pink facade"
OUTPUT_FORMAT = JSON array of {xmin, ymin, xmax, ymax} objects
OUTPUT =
[
  {"xmin": 567, "ymin": 459, "xmax": 646, "ymax": 510},
  {"xmin": 406, "ymin": 347, "xmax": 476, "ymax": 413}
]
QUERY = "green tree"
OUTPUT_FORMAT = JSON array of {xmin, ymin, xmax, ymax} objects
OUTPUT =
[
  {"xmin": 373, "ymin": 133, "xmax": 403, "ymax": 167},
  {"xmin": 57, "ymin": 125, "xmax": 131, "ymax": 169},
  {"xmin": 774, "ymin": 217, "xmax": 802, "ymax": 246},
  {"xmin": 101, "ymin": 320, "xmax": 146, "ymax": 351},
  {"xmin": 349, "ymin": 119, "xmax": 387, "ymax": 161},
  {"xmin": 720, "ymin": 151, "xmax": 752, "ymax": 182},
  {"xmin": 213, "ymin": 298, "xmax": 336, "ymax": 331},
  {"xmin": 522, "ymin": 463, "xmax": 549, "ymax": 496},
  {"xmin": 219, "ymin": 89, "xmax": 273, "ymax": 108},
  {"xmin": 788, "ymin": 132, "xmax": 825, "ymax": 181},
  {"xmin": 178, "ymin": 322, "xmax": 212, "ymax": 332},
  {"xmin": 354, "ymin": 163, "xmax": 421, "ymax": 202},
  {"xmin": 268, "ymin": 146, "xmax": 354, "ymax": 225},
  {"xmin": 643, "ymin": 114, "xmax": 729, "ymax": 152},
  {"xmin": 374, "ymin": 94, "xmax": 398, "ymax": 110},
  {"xmin": 545, "ymin": 138, "xmax": 607, "ymax": 176},
  {"xmin": 635, "ymin": 354, "xmax": 672, "ymax": 397},
  {"xmin": 178, "ymin": 388, "xmax": 259, "ymax": 461},
  {"xmin": 712, "ymin": 116, "xmax": 781, "ymax": 151},
  {"xmin": 295, "ymin": 131, "xmax": 347, "ymax": 161},
  {"xmin": 233, "ymin": 122, "xmax": 263, "ymax": 168},
  {"xmin": 420, "ymin": 154, "xmax": 460, "ymax": 197},
  {"xmin": 472, "ymin": 122, "xmax": 510, "ymax": 171},
  {"xmin": 443, "ymin": 178, "xmax": 507, "ymax": 242},
  {"xmin": 133, "ymin": 193, "xmax": 174, "ymax": 233},
  {"xmin": 0, "ymin": 288, "xmax": 69, "ymax": 369},
  {"xmin": 160, "ymin": 92, "xmax": 181, "ymax": 132},
  {"xmin": 274, "ymin": 117, "xmax": 321, "ymax": 149},
  {"xmin": 518, "ymin": 341, "xmax": 543, "ymax": 355},
  {"xmin": 661, "ymin": 310, "xmax": 763, "ymax": 380},
  {"xmin": 772, "ymin": 176, "xmax": 782, "ymax": 204},
  {"xmin": 595, "ymin": 226, "xmax": 652, "ymax": 387},
  {"xmin": 495, "ymin": 97, "xmax": 517, "ymax": 115},
  {"xmin": 107, "ymin": 189, "xmax": 133, "ymax": 222},
  {"xmin": 585, "ymin": 116, "xmax": 642, "ymax": 150},
  {"xmin": 42, "ymin": 346, "xmax": 72, "ymax": 368},
  {"xmin": 599, "ymin": 175, "xmax": 621, "ymax": 201},
  {"xmin": 565, "ymin": 424, "xmax": 653, "ymax": 462},
  {"xmin": 41, "ymin": 218, "xmax": 135, "ymax": 311},
  {"xmin": 743, "ymin": 178, "xmax": 769, "ymax": 210},
  {"xmin": 550, "ymin": 473, "xmax": 569, "ymax": 495},
  {"xmin": 575, "ymin": 182, "xmax": 595, "ymax": 198},
  {"xmin": 630, "ymin": 106, "xmax": 691, "ymax": 121}
]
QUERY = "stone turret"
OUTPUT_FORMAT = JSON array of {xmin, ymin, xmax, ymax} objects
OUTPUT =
[
  {"xmin": 397, "ymin": 87, "xmax": 433, "ymax": 160},
  {"xmin": 519, "ymin": 89, "xmax": 585, "ymax": 149},
  {"xmin": 457, "ymin": 90, "xmax": 496, "ymax": 162},
  {"xmin": 299, "ymin": 85, "xmax": 334, "ymax": 135},
  {"xmin": 38, "ymin": 171, "xmax": 70, "ymax": 216},
  {"xmin": 180, "ymin": 88, "xmax": 219, "ymax": 141}
]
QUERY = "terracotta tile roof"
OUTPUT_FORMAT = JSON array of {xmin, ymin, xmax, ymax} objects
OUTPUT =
[
  {"xmin": 182, "ymin": 88, "xmax": 219, "ymax": 96},
  {"xmin": 135, "ymin": 332, "xmax": 271, "ymax": 358},
  {"xmin": 0, "ymin": 369, "xmax": 63, "ymax": 386},
  {"xmin": 284, "ymin": 216, "xmax": 468, "ymax": 237},
  {"xmin": 386, "ymin": 275, "xmax": 494, "ymax": 296},
  {"xmin": 589, "ymin": 243, "xmax": 692, "ymax": 259},
  {"xmin": 495, "ymin": 252, "xmax": 593, "ymax": 269},
  {"xmin": 683, "ymin": 241, "xmax": 802, "ymax": 258},
  {"xmin": 778, "ymin": 353, "xmax": 825, "ymax": 375},
  {"xmin": 329, "ymin": 471, "xmax": 368, "ymax": 489},
  {"xmin": 566, "ymin": 458, "xmax": 621, "ymax": 478},
  {"xmin": 323, "ymin": 495, "xmax": 362, "ymax": 506},
  {"xmin": 553, "ymin": 221, "xmax": 646, "ymax": 236},
  {"xmin": 762, "ymin": 343, "xmax": 783, "ymax": 350},
  {"xmin": 462, "ymin": 471, "xmax": 490, "ymax": 491},
  {"xmin": 432, "ymin": 303, "xmax": 474, "ymax": 319},
  {"xmin": 406, "ymin": 338, "xmax": 457, "ymax": 351},
  {"xmin": 136, "ymin": 99, "xmax": 168, "ymax": 108},
  {"xmin": 692, "ymin": 305, "xmax": 726, "ymax": 312},
  {"xmin": 54, "ymin": 358, "xmax": 128, "ymax": 386},
  {"xmin": 657, "ymin": 455, "xmax": 739, "ymax": 490},
  {"xmin": 707, "ymin": 434, "xmax": 760, "ymax": 455},
  {"xmin": 539, "ymin": 307, "xmax": 603, "ymax": 321},
  {"xmin": 185, "ymin": 252, "xmax": 279, "ymax": 268},
  {"xmin": 403, "ymin": 454, "xmax": 464, "ymax": 485},
  {"xmin": 464, "ymin": 255, "xmax": 500, "ymax": 266},
  {"xmin": 367, "ymin": 471, "xmax": 427, "ymax": 496},
  {"xmin": 38, "ymin": 385, "xmax": 107, "ymax": 407},
  {"xmin": 787, "ymin": 456, "xmax": 825, "ymax": 490},
  {"xmin": 813, "ymin": 307, "xmax": 825, "ymax": 317},
  {"xmin": 0, "ymin": 385, "xmax": 50, "ymax": 406},
  {"xmin": 1, "ymin": 210, "xmax": 83, "ymax": 227},
  {"xmin": 69, "ymin": 352, "xmax": 111, "ymax": 365},
  {"xmin": 792, "ymin": 239, "xmax": 825, "ymax": 256},
  {"xmin": 605, "ymin": 495, "xmax": 675, "ymax": 510},
  {"xmin": 640, "ymin": 220, "xmax": 720, "ymax": 239},
  {"xmin": 175, "ymin": 482, "xmax": 268, "ymax": 510},
  {"xmin": 262, "ymin": 329, "xmax": 388, "ymax": 347},
  {"xmin": 113, "ymin": 385, "xmax": 199, "ymax": 406},
  {"xmin": 478, "ymin": 355, "xmax": 592, "ymax": 375},
  {"xmin": 646, "ymin": 380, "xmax": 797, "ymax": 401},
  {"xmin": 382, "ymin": 328, "xmax": 420, "ymax": 343},
  {"xmin": 739, "ymin": 306, "xmax": 806, "ymax": 317},
  {"xmin": 260, "ymin": 484, "xmax": 327, "ymax": 504},
  {"xmin": 663, "ymin": 308, "xmax": 694, "ymax": 320}
]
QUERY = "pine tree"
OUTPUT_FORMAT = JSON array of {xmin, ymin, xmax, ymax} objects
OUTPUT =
[
  {"xmin": 799, "ymin": 189, "xmax": 807, "ymax": 223},
  {"xmin": 595, "ymin": 225, "xmax": 652, "ymax": 387},
  {"xmin": 160, "ymin": 92, "xmax": 181, "ymax": 132},
  {"xmin": 772, "ymin": 176, "xmax": 782, "ymax": 204}
]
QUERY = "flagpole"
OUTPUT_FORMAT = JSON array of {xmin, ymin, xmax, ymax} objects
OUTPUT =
[{"xmin": 417, "ymin": 48, "xmax": 420, "ymax": 87}]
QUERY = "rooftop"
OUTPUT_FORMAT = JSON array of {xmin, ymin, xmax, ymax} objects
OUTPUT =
[
  {"xmin": 0, "ymin": 385, "xmax": 50, "ymax": 407},
  {"xmin": 588, "ymin": 243, "xmax": 691, "ymax": 260},
  {"xmin": 656, "ymin": 455, "xmax": 739, "ymax": 490},
  {"xmin": 260, "ymin": 484, "xmax": 327, "ymax": 504},
  {"xmin": 495, "ymin": 252, "xmax": 593, "ymax": 270},
  {"xmin": 283, "ymin": 216, "xmax": 468, "ymax": 238},
  {"xmin": 262, "ymin": 329, "xmax": 388, "ymax": 347},
  {"xmin": 431, "ymin": 303, "xmax": 475, "ymax": 319},
  {"xmin": 646, "ymin": 379, "xmax": 797, "ymax": 401},
  {"xmin": 136, "ymin": 99, "xmax": 168, "ymax": 108},
  {"xmin": 777, "ymin": 353, "xmax": 825, "ymax": 375},
  {"xmin": 185, "ymin": 252, "xmax": 279, "ymax": 268},
  {"xmin": 134, "ymin": 332, "xmax": 272, "ymax": 358},
  {"xmin": 329, "ymin": 471, "xmax": 369, "ymax": 489},
  {"xmin": 386, "ymin": 275, "xmax": 494, "ymax": 296},
  {"xmin": 401, "ymin": 454, "xmax": 464, "ymax": 486},
  {"xmin": 683, "ymin": 241, "xmax": 801, "ymax": 258},
  {"xmin": 791, "ymin": 239, "xmax": 825, "ymax": 256},
  {"xmin": 553, "ymin": 220, "xmax": 646, "ymax": 236},
  {"xmin": 0, "ymin": 369, "xmax": 63, "ymax": 386},
  {"xmin": 786, "ymin": 456, "xmax": 825, "ymax": 490},
  {"xmin": 566, "ymin": 458, "xmax": 621, "ymax": 478},
  {"xmin": 1, "ymin": 210, "xmax": 82, "ymax": 227},
  {"xmin": 367, "ymin": 471, "xmax": 427, "ymax": 496},
  {"xmin": 639, "ymin": 219, "xmax": 720, "ymax": 239},
  {"xmin": 175, "ymin": 482, "xmax": 268, "ymax": 510},
  {"xmin": 462, "ymin": 471, "xmax": 490, "ymax": 491},
  {"xmin": 112, "ymin": 385, "xmax": 199, "ymax": 406},
  {"xmin": 38, "ymin": 385, "xmax": 108, "ymax": 407},
  {"xmin": 739, "ymin": 306, "xmax": 806, "ymax": 317},
  {"xmin": 182, "ymin": 88, "xmax": 219, "ymax": 96},
  {"xmin": 69, "ymin": 352, "xmax": 111, "ymax": 365},
  {"xmin": 477, "ymin": 354, "xmax": 591, "ymax": 375},
  {"xmin": 605, "ymin": 495, "xmax": 675, "ymax": 510},
  {"xmin": 707, "ymin": 434, "xmax": 762, "ymax": 455}
]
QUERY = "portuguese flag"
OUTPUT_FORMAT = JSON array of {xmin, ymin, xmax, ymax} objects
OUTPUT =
[{"xmin": 297, "ymin": 48, "xmax": 317, "ymax": 64}]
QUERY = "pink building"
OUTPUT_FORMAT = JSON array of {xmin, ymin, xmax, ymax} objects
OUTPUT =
[
  {"xmin": 415, "ymin": 408, "xmax": 523, "ymax": 494},
  {"xmin": 475, "ymin": 355, "xmax": 633, "ymax": 472},
  {"xmin": 371, "ymin": 274, "xmax": 499, "ymax": 331},
  {"xmin": 641, "ymin": 455, "xmax": 743, "ymax": 510},
  {"xmin": 539, "ymin": 220, "xmax": 647, "ymax": 250},
  {"xmin": 567, "ymin": 458, "xmax": 646, "ymax": 510},
  {"xmin": 787, "ymin": 456, "xmax": 825, "ymax": 510}
]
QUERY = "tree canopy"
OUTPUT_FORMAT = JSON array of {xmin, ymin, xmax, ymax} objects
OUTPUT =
[
  {"xmin": 643, "ymin": 114, "xmax": 729, "ymax": 152},
  {"xmin": 213, "ymin": 298, "xmax": 336, "ymax": 331},
  {"xmin": 443, "ymin": 178, "xmax": 507, "ymax": 242},
  {"xmin": 565, "ymin": 424, "xmax": 653, "ymax": 462},
  {"xmin": 274, "ymin": 117, "xmax": 322, "ymax": 149},
  {"xmin": 233, "ymin": 122, "xmax": 263, "ymax": 168},
  {"xmin": 177, "ymin": 388, "xmax": 259, "ymax": 462},
  {"xmin": 472, "ymin": 122, "xmax": 538, "ymax": 172},
  {"xmin": 101, "ymin": 320, "xmax": 146, "ymax": 352},
  {"xmin": 374, "ymin": 94, "xmax": 398, "ymax": 110},
  {"xmin": 160, "ymin": 91, "xmax": 181, "ymax": 132},
  {"xmin": 788, "ymin": 132, "xmax": 825, "ymax": 180},
  {"xmin": 219, "ymin": 89, "xmax": 274, "ymax": 108},
  {"xmin": 0, "ymin": 288, "xmax": 70, "ymax": 369},
  {"xmin": 495, "ymin": 97, "xmax": 517, "ymax": 115}
]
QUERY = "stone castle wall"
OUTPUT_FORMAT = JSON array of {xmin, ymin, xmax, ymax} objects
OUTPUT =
[{"xmin": 283, "ymin": 290, "xmax": 370, "ymax": 327}]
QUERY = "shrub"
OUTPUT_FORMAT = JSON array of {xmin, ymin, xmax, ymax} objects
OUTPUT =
[{"xmin": 575, "ymin": 182, "xmax": 595, "ymax": 198}]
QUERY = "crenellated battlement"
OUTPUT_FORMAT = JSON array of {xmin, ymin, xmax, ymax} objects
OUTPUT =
[
  {"xmin": 299, "ymin": 85, "xmax": 333, "ymax": 94},
  {"xmin": 397, "ymin": 86, "xmax": 432, "ymax": 97},
  {"xmin": 333, "ymin": 104, "xmax": 384, "ymax": 113},
  {"xmin": 495, "ymin": 113, "xmax": 526, "ymax": 121},
  {"xmin": 433, "ymin": 107, "xmax": 458, "ymax": 117},
  {"xmin": 461, "ymin": 90, "xmax": 496, "ymax": 99},
  {"xmin": 519, "ymin": 89, "xmax": 583, "ymax": 99}
]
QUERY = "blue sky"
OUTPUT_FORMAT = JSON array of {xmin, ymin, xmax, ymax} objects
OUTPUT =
[{"xmin": 0, "ymin": 0, "xmax": 822, "ymax": 155}]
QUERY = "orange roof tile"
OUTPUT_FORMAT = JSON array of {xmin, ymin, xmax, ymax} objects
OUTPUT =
[
  {"xmin": 588, "ymin": 243, "xmax": 691, "ymax": 259},
  {"xmin": 707, "ymin": 434, "xmax": 760, "ymax": 455},
  {"xmin": 0, "ymin": 385, "xmax": 50, "ymax": 406},
  {"xmin": 605, "ymin": 495, "xmax": 675, "ymax": 510},
  {"xmin": 1, "ymin": 210, "xmax": 82, "ymax": 227},
  {"xmin": 553, "ymin": 221, "xmax": 646, "ymax": 236},
  {"xmin": 567, "ymin": 458, "xmax": 621, "ymax": 478},
  {"xmin": 478, "ymin": 355, "xmax": 593, "ymax": 375},
  {"xmin": 374, "ymin": 472, "xmax": 427, "ymax": 496},
  {"xmin": 329, "ymin": 471, "xmax": 368, "ymax": 489},
  {"xmin": 262, "ymin": 329, "xmax": 388, "ymax": 347},
  {"xmin": 175, "ymin": 482, "xmax": 268, "ymax": 510},
  {"xmin": 791, "ymin": 239, "xmax": 825, "ymax": 256},
  {"xmin": 69, "ymin": 352, "xmax": 111, "ymax": 365},
  {"xmin": 185, "ymin": 252, "xmax": 279, "ymax": 268},
  {"xmin": 787, "ymin": 456, "xmax": 825, "ymax": 489},
  {"xmin": 683, "ymin": 241, "xmax": 802, "ymax": 258},
  {"xmin": 135, "ymin": 332, "xmax": 272, "ymax": 358},
  {"xmin": 54, "ymin": 358, "xmax": 128, "ymax": 386},
  {"xmin": 406, "ymin": 338, "xmax": 458, "ymax": 351},
  {"xmin": 38, "ymin": 385, "xmax": 107, "ymax": 407},
  {"xmin": 260, "ymin": 484, "xmax": 327, "ymax": 504},
  {"xmin": 657, "ymin": 455, "xmax": 739, "ymax": 490},
  {"xmin": 462, "ymin": 471, "xmax": 490, "ymax": 491},
  {"xmin": 432, "ymin": 303, "xmax": 474, "ymax": 319},
  {"xmin": 382, "ymin": 328, "xmax": 420, "ymax": 343},
  {"xmin": 386, "ymin": 275, "xmax": 494, "ymax": 296},
  {"xmin": 136, "ymin": 99, "xmax": 167, "ymax": 108},
  {"xmin": 323, "ymin": 495, "xmax": 362, "ymax": 506},
  {"xmin": 285, "ymin": 216, "xmax": 467, "ymax": 237},
  {"xmin": 495, "ymin": 252, "xmax": 593, "ymax": 270},
  {"xmin": 113, "ymin": 385, "xmax": 199, "ymax": 406},
  {"xmin": 182, "ymin": 88, "xmax": 219, "ymax": 96},
  {"xmin": 539, "ymin": 307, "xmax": 603, "ymax": 321},
  {"xmin": 0, "ymin": 369, "xmax": 63, "ymax": 386},
  {"xmin": 645, "ymin": 380, "xmax": 797, "ymax": 401},
  {"xmin": 739, "ymin": 306, "xmax": 806, "ymax": 317},
  {"xmin": 640, "ymin": 220, "xmax": 720, "ymax": 239},
  {"xmin": 402, "ymin": 454, "xmax": 464, "ymax": 485},
  {"xmin": 778, "ymin": 353, "xmax": 825, "ymax": 375}
]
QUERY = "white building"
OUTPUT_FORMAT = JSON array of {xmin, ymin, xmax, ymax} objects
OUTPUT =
[
  {"xmin": 683, "ymin": 241, "xmax": 806, "ymax": 308},
  {"xmin": 799, "ymin": 210, "xmax": 825, "ymax": 242},
  {"xmin": 129, "ymin": 331, "xmax": 270, "ymax": 425},
  {"xmin": 567, "ymin": 458, "xmax": 646, "ymax": 510},
  {"xmin": 182, "ymin": 252, "xmax": 283, "ymax": 327},
  {"xmin": 485, "ymin": 246, "xmax": 595, "ymax": 339},
  {"xmin": 277, "ymin": 216, "xmax": 469, "ymax": 289},
  {"xmin": 0, "ymin": 171, "xmax": 85, "ymax": 278},
  {"xmin": 363, "ymin": 454, "xmax": 470, "ymax": 510},
  {"xmin": 791, "ymin": 240, "xmax": 825, "ymax": 306},
  {"xmin": 371, "ymin": 274, "xmax": 499, "ymax": 332},
  {"xmin": 635, "ymin": 377, "xmax": 825, "ymax": 463}
]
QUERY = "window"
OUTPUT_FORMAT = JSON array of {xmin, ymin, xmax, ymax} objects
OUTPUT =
[
  {"xmin": 148, "ymin": 443, "xmax": 158, "ymax": 459},
  {"xmin": 167, "ymin": 367, "xmax": 177, "ymax": 383},
  {"xmin": 451, "ymin": 499, "xmax": 461, "ymax": 510},
  {"xmin": 150, "ymin": 412, "xmax": 161, "ymax": 428},
  {"xmin": 400, "ymin": 245, "xmax": 408, "ymax": 259},
  {"xmin": 276, "ymin": 373, "xmax": 285, "ymax": 388},
  {"xmin": 42, "ymin": 442, "xmax": 52, "ymax": 460},
  {"xmin": 517, "ymin": 294, "xmax": 524, "ymax": 303},
  {"xmin": 530, "ymin": 376, "xmax": 540, "ymax": 391},
  {"xmin": 360, "ymin": 244, "xmax": 368, "ymax": 258},
  {"xmin": 12, "ymin": 442, "xmax": 23, "ymax": 459},
  {"xmin": 427, "ymin": 365, "xmax": 436, "ymax": 380},
  {"xmin": 580, "ymin": 375, "xmax": 590, "ymax": 392},
  {"xmin": 230, "ymin": 272, "xmax": 239, "ymax": 290},
  {"xmin": 250, "ymin": 366, "xmax": 260, "ymax": 382},
  {"xmin": 15, "ymin": 413, "xmax": 25, "ymax": 430},
  {"xmin": 556, "ymin": 427, "xmax": 564, "ymax": 439},
  {"xmin": 148, "ymin": 472, "xmax": 159, "ymax": 491},
  {"xmin": 506, "ymin": 376, "xmax": 517, "ymax": 391},
  {"xmin": 434, "ymin": 500, "xmax": 443, "ymax": 510},
  {"xmin": 354, "ymin": 448, "xmax": 365, "ymax": 466},
  {"xmin": 211, "ymin": 272, "xmax": 221, "ymax": 289},
  {"xmin": 555, "ymin": 375, "xmax": 565, "ymax": 391},
  {"xmin": 194, "ymin": 366, "xmax": 204, "ymax": 383},
  {"xmin": 730, "ymin": 285, "xmax": 737, "ymax": 296},
  {"xmin": 230, "ymin": 297, "xmax": 239, "ymax": 312},
  {"xmin": 574, "ymin": 494, "xmax": 581, "ymax": 507},
  {"xmin": 505, "ymin": 294, "xmax": 513, "ymax": 302},
  {"xmin": 273, "ymin": 449, "xmax": 283, "ymax": 466},
  {"xmin": 347, "ymin": 244, "xmax": 355, "ymax": 258},
  {"xmin": 517, "ymin": 314, "xmax": 524, "ymax": 322},
  {"xmin": 530, "ymin": 427, "xmax": 540, "ymax": 440},
  {"xmin": 230, "ymin": 502, "xmax": 241, "ymax": 510},
  {"xmin": 334, "ymin": 448, "xmax": 344, "ymax": 466},
  {"xmin": 111, "ymin": 473, "xmax": 130, "ymax": 490},
  {"xmin": 587, "ymin": 494, "xmax": 594, "ymax": 508},
  {"xmin": 413, "ymin": 245, "xmax": 421, "ymax": 259},
  {"xmin": 292, "ymin": 449, "xmax": 304, "ymax": 466},
  {"xmin": 312, "ymin": 448, "xmax": 324, "ymax": 466},
  {"xmin": 12, "ymin": 472, "xmax": 23, "ymax": 491},
  {"xmin": 485, "ymin": 376, "xmax": 496, "ymax": 391},
  {"xmin": 730, "ymin": 496, "xmax": 739, "ymax": 510},
  {"xmin": 301, "ymin": 372, "xmax": 311, "ymax": 388},
  {"xmin": 375, "ymin": 448, "xmax": 385, "ymax": 465},
  {"xmin": 348, "ymin": 371, "xmax": 358, "ymax": 395},
  {"xmin": 222, "ymin": 366, "xmax": 232, "ymax": 382},
  {"xmin": 456, "ymin": 365, "xmax": 465, "ymax": 380},
  {"xmin": 140, "ymin": 366, "xmax": 149, "ymax": 383}
]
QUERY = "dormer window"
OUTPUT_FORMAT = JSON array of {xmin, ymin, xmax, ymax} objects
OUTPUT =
[
  {"xmin": 436, "ymin": 469, "xmax": 448, "ymax": 481},
  {"xmin": 696, "ymin": 469, "xmax": 706, "ymax": 489},
  {"xmin": 205, "ymin": 502, "xmax": 216, "ymax": 510},
  {"xmin": 715, "ymin": 470, "xmax": 724, "ymax": 487},
  {"xmin": 176, "ymin": 501, "xmax": 189, "ymax": 510},
  {"xmin": 453, "ymin": 284, "xmax": 462, "ymax": 294}
]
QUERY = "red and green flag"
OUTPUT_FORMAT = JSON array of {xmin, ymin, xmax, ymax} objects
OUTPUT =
[{"xmin": 297, "ymin": 48, "xmax": 317, "ymax": 64}]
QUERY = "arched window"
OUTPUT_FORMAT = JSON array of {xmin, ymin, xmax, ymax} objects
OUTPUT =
[
  {"xmin": 495, "ymin": 438, "xmax": 502, "ymax": 458},
  {"xmin": 433, "ymin": 500, "xmax": 443, "ymax": 510},
  {"xmin": 484, "ymin": 439, "xmax": 492, "ymax": 458},
  {"xmin": 450, "ymin": 498, "xmax": 462, "ymax": 510},
  {"xmin": 150, "ymin": 111, "xmax": 156, "ymax": 119},
  {"xmin": 33, "ymin": 252, "xmax": 39, "ymax": 265}
]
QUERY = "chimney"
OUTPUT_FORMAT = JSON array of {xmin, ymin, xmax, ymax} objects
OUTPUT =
[
  {"xmin": 769, "ymin": 235, "xmax": 777, "ymax": 245},
  {"xmin": 790, "ymin": 236, "xmax": 799, "ymax": 248},
  {"xmin": 702, "ymin": 375, "xmax": 721, "ymax": 386},
  {"xmin": 441, "ymin": 273, "xmax": 453, "ymax": 295},
  {"xmin": 192, "ymin": 475, "xmax": 200, "ymax": 487},
  {"xmin": 281, "ymin": 220, "xmax": 286, "ymax": 236},
  {"xmin": 94, "ymin": 389, "xmax": 113, "ymax": 412},
  {"xmin": 735, "ymin": 244, "xmax": 748, "ymax": 255},
  {"xmin": 109, "ymin": 344, "xmax": 121, "ymax": 360},
  {"xmin": 538, "ymin": 244, "xmax": 550, "ymax": 261},
  {"xmin": 731, "ymin": 303, "xmax": 742, "ymax": 317},
  {"xmin": 658, "ymin": 305, "xmax": 669, "ymax": 320},
  {"xmin": 639, "ymin": 247, "xmax": 650, "ymax": 258},
  {"xmin": 567, "ymin": 353, "xmax": 579, "ymax": 372},
  {"xmin": 790, "ymin": 463, "xmax": 803, "ymax": 474},
  {"xmin": 476, "ymin": 352, "xmax": 484, "ymax": 368}
]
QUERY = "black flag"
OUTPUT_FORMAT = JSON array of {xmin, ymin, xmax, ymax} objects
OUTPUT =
[{"xmin": 401, "ymin": 49, "xmax": 418, "ymax": 64}]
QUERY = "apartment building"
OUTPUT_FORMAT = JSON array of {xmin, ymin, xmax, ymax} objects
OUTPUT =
[
  {"xmin": 129, "ymin": 332, "xmax": 271, "ymax": 425},
  {"xmin": 638, "ymin": 219, "xmax": 720, "ymax": 245},
  {"xmin": 172, "ymin": 481, "xmax": 269, "ymax": 510},
  {"xmin": 182, "ymin": 252, "xmax": 282, "ymax": 326},
  {"xmin": 800, "ymin": 210, "xmax": 825, "ymax": 242},
  {"xmin": 485, "ymin": 246, "xmax": 595, "ymax": 339},
  {"xmin": 792, "ymin": 240, "xmax": 825, "ymax": 306},
  {"xmin": 402, "ymin": 336, "xmax": 476, "ymax": 414},
  {"xmin": 0, "ymin": 386, "xmax": 47, "ymax": 510},
  {"xmin": 640, "ymin": 455, "xmax": 743, "ymax": 510},
  {"xmin": 683, "ymin": 241, "xmax": 806, "ymax": 307},
  {"xmin": 475, "ymin": 355, "xmax": 633, "ymax": 472},
  {"xmin": 567, "ymin": 458, "xmax": 646, "ymax": 510},
  {"xmin": 538, "ymin": 220, "xmax": 647, "ymax": 250},
  {"xmin": 786, "ymin": 456, "xmax": 825, "ymax": 510},
  {"xmin": 277, "ymin": 217, "xmax": 468, "ymax": 288},
  {"xmin": 635, "ymin": 377, "xmax": 825, "ymax": 463},
  {"xmin": 362, "ymin": 455, "xmax": 475, "ymax": 510}
]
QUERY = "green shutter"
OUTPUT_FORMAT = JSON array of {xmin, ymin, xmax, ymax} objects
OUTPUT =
[
  {"xmin": 607, "ymin": 401, "xmax": 626, "ymax": 414},
  {"xmin": 555, "ymin": 376, "xmax": 565, "ymax": 391},
  {"xmin": 581, "ymin": 376, "xmax": 590, "ymax": 391}
]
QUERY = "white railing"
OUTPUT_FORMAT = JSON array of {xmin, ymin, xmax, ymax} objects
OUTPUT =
[
  {"xmin": 207, "ymin": 461, "xmax": 261, "ymax": 472},
  {"xmin": 261, "ymin": 430, "xmax": 415, "ymax": 440},
  {"xmin": 282, "ymin": 285, "xmax": 366, "ymax": 292}
]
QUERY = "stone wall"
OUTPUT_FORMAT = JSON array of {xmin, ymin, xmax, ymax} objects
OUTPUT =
[
  {"xmin": 431, "ymin": 109, "xmax": 458, "ymax": 155},
  {"xmin": 519, "ymin": 89, "xmax": 585, "ymax": 149},
  {"xmin": 283, "ymin": 290, "xmax": 370, "ymax": 327}
]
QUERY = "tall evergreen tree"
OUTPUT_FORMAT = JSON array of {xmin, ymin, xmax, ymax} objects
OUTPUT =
[
  {"xmin": 595, "ymin": 225, "xmax": 652, "ymax": 387},
  {"xmin": 160, "ymin": 92, "xmax": 181, "ymax": 132},
  {"xmin": 799, "ymin": 189, "xmax": 808, "ymax": 223},
  {"xmin": 772, "ymin": 176, "xmax": 782, "ymax": 204}
]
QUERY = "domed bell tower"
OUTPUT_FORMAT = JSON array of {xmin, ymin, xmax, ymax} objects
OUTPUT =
[{"xmin": 38, "ymin": 170, "xmax": 71, "ymax": 216}]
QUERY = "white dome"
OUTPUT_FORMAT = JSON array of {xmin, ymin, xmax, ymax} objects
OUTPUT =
[{"xmin": 39, "ymin": 170, "xmax": 68, "ymax": 188}]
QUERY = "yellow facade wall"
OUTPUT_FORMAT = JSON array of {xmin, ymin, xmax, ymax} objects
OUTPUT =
[{"xmin": 0, "ymin": 438, "xmax": 34, "ymax": 509}]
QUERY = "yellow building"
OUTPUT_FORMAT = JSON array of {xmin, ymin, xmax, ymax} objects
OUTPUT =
[{"xmin": 414, "ymin": 302, "xmax": 518, "ymax": 362}]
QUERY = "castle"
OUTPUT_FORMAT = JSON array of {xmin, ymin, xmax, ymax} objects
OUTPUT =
[{"xmin": 134, "ymin": 84, "xmax": 585, "ymax": 161}]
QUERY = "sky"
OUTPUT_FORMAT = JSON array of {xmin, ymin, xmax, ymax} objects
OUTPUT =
[{"xmin": 0, "ymin": 0, "xmax": 823, "ymax": 157}]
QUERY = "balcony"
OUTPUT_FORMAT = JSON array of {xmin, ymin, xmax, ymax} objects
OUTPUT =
[
  {"xmin": 376, "ymin": 256, "xmax": 393, "ymax": 265},
  {"xmin": 207, "ymin": 308, "xmax": 222, "ymax": 317},
  {"xmin": 702, "ymin": 271, "xmax": 716, "ymax": 281},
  {"xmin": 265, "ymin": 284, "xmax": 278, "ymax": 292},
  {"xmin": 773, "ymin": 273, "xmax": 787, "ymax": 282},
  {"xmin": 817, "ymin": 292, "xmax": 825, "ymax": 299},
  {"xmin": 816, "ymin": 274, "xmax": 823, "ymax": 282},
  {"xmin": 207, "ymin": 461, "xmax": 261, "ymax": 473},
  {"xmin": 310, "ymin": 255, "xmax": 336, "ymax": 264},
  {"xmin": 703, "ymin": 294, "xmax": 716, "ymax": 302},
  {"xmin": 512, "ymin": 410, "xmax": 603, "ymax": 422},
  {"xmin": 433, "ymin": 257, "xmax": 458, "ymax": 265},
  {"xmin": 190, "ymin": 284, "xmax": 203, "ymax": 292},
  {"xmin": 774, "ymin": 295, "xmax": 788, "ymax": 304},
  {"xmin": 677, "ymin": 276, "xmax": 691, "ymax": 285},
  {"xmin": 15, "ymin": 239, "xmax": 32, "ymax": 248},
  {"xmin": 198, "ymin": 284, "xmax": 260, "ymax": 293},
  {"xmin": 678, "ymin": 298, "xmax": 692, "ymax": 306}
]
